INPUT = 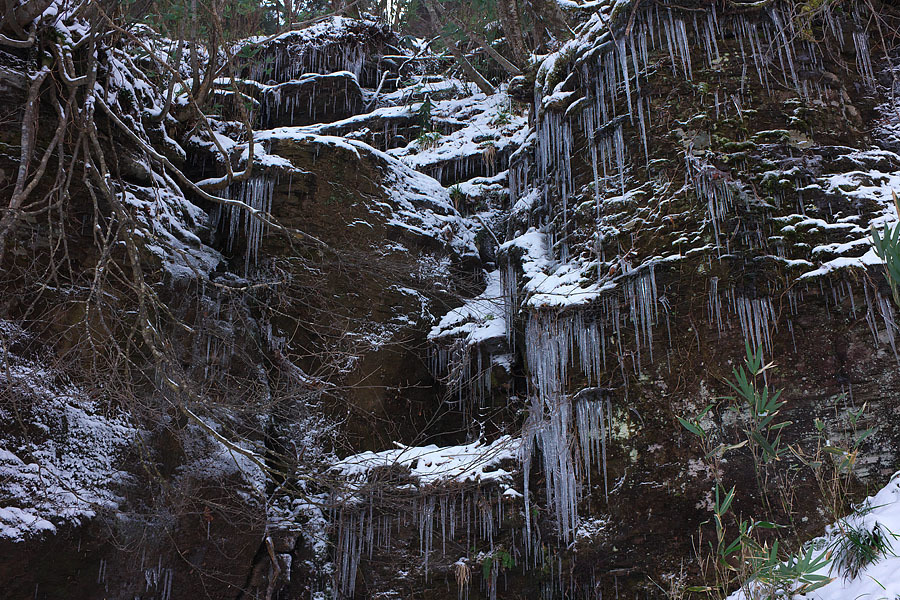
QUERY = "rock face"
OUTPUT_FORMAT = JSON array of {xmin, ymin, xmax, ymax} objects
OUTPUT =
[
  {"xmin": 256, "ymin": 72, "xmax": 366, "ymax": 128},
  {"xmin": 483, "ymin": 1, "xmax": 900, "ymax": 596},
  {"xmin": 2, "ymin": 2, "xmax": 900, "ymax": 600},
  {"xmin": 0, "ymin": 12, "xmax": 481, "ymax": 600}
]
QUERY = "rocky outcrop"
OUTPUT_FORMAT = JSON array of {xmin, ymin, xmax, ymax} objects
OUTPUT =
[
  {"xmin": 3, "ymin": 2, "xmax": 900, "ymax": 600},
  {"xmin": 0, "ymin": 12, "xmax": 483, "ymax": 600},
  {"xmin": 487, "ymin": 0, "xmax": 900, "ymax": 595}
]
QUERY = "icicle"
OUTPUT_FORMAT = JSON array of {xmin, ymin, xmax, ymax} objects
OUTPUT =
[
  {"xmin": 708, "ymin": 277, "xmax": 724, "ymax": 336},
  {"xmin": 767, "ymin": 7, "xmax": 801, "ymax": 94},
  {"xmin": 674, "ymin": 15, "xmax": 692, "ymax": 80},
  {"xmin": 574, "ymin": 389, "xmax": 610, "ymax": 499},
  {"xmin": 851, "ymin": 28, "xmax": 876, "ymax": 89},
  {"xmin": 624, "ymin": 266, "xmax": 658, "ymax": 365},
  {"xmin": 876, "ymin": 288, "xmax": 900, "ymax": 362},
  {"xmin": 223, "ymin": 176, "xmax": 275, "ymax": 274},
  {"xmin": 616, "ymin": 37, "xmax": 633, "ymax": 120},
  {"xmin": 614, "ymin": 122, "xmax": 626, "ymax": 195},
  {"xmin": 735, "ymin": 296, "xmax": 776, "ymax": 357}
]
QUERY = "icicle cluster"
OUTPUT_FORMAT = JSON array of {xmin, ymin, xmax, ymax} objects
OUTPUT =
[
  {"xmin": 213, "ymin": 176, "xmax": 276, "ymax": 273},
  {"xmin": 686, "ymin": 156, "xmax": 739, "ymax": 252},
  {"xmin": 864, "ymin": 282, "xmax": 900, "ymax": 362},
  {"xmin": 703, "ymin": 276, "xmax": 900, "ymax": 363},
  {"xmin": 244, "ymin": 40, "xmax": 375, "ymax": 87},
  {"xmin": 259, "ymin": 78, "xmax": 363, "ymax": 128},
  {"xmin": 429, "ymin": 340, "xmax": 496, "ymax": 422},
  {"xmin": 530, "ymin": 0, "xmax": 877, "ymax": 270},
  {"xmin": 574, "ymin": 390, "xmax": 612, "ymax": 499},
  {"xmin": 143, "ymin": 560, "xmax": 174, "ymax": 600},
  {"xmin": 734, "ymin": 296, "xmax": 776, "ymax": 357},
  {"xmin": 329, "ymin": 486, "xmax": 515, "ymax": 599},
  {"xmin": 424, "ymin": 152, "xmax": 511, "ymax": 188},
  {"xmin": 518, "ymin": 296, "xmax": 654, "ymax": 543}
]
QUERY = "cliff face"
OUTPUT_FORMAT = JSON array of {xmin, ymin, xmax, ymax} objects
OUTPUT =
[
  {"xmin": 495, "ymin": 1, "xmax": 900, "ymax": 594},
  {"xmin": 1, "ymin": 2, "xmax": 900, "ymax": 599}
]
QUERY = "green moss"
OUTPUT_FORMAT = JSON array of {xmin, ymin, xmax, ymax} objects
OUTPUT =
[
  {"xmin": 721, "ymin": 140, "xmax": 757, "ymax": 153},
  {"xmin": 752, "ymin": 130, "xmax": 791, "ymax": 143},
  {"xmin": 721, "ymin": 152, "xmax": 748, "ymax": 166}
]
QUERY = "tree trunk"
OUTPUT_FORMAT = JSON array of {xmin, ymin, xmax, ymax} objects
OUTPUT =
[
  {"xmin": 0, "ymin": 68, "xmax": 48, "ymax": 261},
  {"xmin": 190, "ymin": 0, "xmax": 200, "ymax": 95},
  {"xmin": 497, "ymin": 0, "xmax": 529, "ymax": 65},
  {"xmin": 1, "ymin": 0, "xmax": 53, "ymax": 36},
  {"xmin": 432, "ymin": 1, "xmax": 521, "ymax": 75},
  {"xmin": 284, "ymin": 0, "xmax": 293, "ymax": 28},
  {"xmin": 530, "ymin": 0, "xmax": 572, "ymax": 44},
  {"xmin": 424, "ymin": 0, "xmax": 495, "ymax": 95}
]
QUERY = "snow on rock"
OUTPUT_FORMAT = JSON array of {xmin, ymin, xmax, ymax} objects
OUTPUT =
[
  {"xmin": 236, "ymin": 17, "xmax": 397, "ymax": 88},
  {"xmin": 175, "ymin": 418, "xmax": 266, "ymax": 505},
  {"xmin": 254, "ymin": 130, "xmax": 480, "ymax": 261},
  {"xmin": 501, "ymin": 227, "xmax": 616, "ymax": 309},
  {"xmin": 378, "ymin": 78, "xmax": 477, "ymax": 106},
  {"xmin": 119, "ymin": 178, "xmax": 222, "ymax": 281},
  {"xmin": 457, "ymin": 171, "xmax": 509, "ymax": 202},
  {"xmin": 799, "ymin": 153, "xmax": 900, "ymax": 280},
  {"xmin": 332, "ymin": 436, "xmax": 520, "ymax": 491},
  {"xmin": 386, "ymin": 91, "xmax": 528, "ymax": 185},
  {"xmin": 429, "ymin": 270, "xmax": 506, "ymax": 346},
  {"xmin": 275, "ymin": 103, "xmax": 420, "ymax": 153},
  {"xmin": 0, "ymin": 323, "xmax": 136, "ymax": 542}
]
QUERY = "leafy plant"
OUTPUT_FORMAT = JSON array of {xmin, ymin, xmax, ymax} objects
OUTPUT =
[
  {"xmin": 416, "ymin": 95, "xmax": 435, "ymax": 132},
  {"xmin": 791, "ymin": 400, "xmax": 875, "ymax": 525},
  {"xmin": 832, "ymin": 521, "xmax": 895, "ymax": 579},
  {"xmin": 481, "ymin": 548, "xmax": 514, "ymax": 581},
  {"xmin": 490, "ymin": 105, "xmax": 512, "ymax": 127},
  {"xmin": 677, "ymin": 345, "xmax": 836, "ymax": 598},
  {"xmin": 727, "ymin": 343, "xmax": 790, "ymax": 468},
  {"xmin": 449, "ymin": 184, "xmax": 465, "ymax": 208},
  {"xmin": 416, "ymin": 130, "xmax": 442, "ymax": 149},
  {"xmin": 871, "ymin": 191, "xmax": 900, "ymax": 308},
  {"xmin": 676, "ymin": 343, "xmax": 891, "ymax": 598}
]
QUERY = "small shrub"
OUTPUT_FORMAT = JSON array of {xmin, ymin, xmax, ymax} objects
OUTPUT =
[
  {"xmin": 491, "ymin": 106, "xmax": 512, "ymax": 127},
  {"xmin": 872, "ymin": 195, "xmax": 900, "ymax": 308},
  {"xmin": 416, "ymin": 130, "xmax": 442, "ymax": 149},
  {"xmin": 832, "ymin": 521, "xmax": 895, "ymax": 579},
  {"xmin": 416, "ymin": 95, "xmax": 434, "ymax": 131}
]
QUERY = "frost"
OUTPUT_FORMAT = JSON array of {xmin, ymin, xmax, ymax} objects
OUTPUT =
[{"xmin": 0, "ymin": 324, "xmax": 137, "ymax": 542}]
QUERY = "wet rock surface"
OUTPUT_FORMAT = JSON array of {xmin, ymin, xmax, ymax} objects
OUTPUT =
[{"xmin": 1, "ymin": 3, "xmax": 900, "ymax": 600}]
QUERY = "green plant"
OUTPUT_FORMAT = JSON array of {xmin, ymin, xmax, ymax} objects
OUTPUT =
[
  {"xmin": 416, "ymin": 130, "xmax": 442, "ymax": 149},
  {"xmin": 723, "ymin": 344, "xmax": 792, "ymax": 519},
  {"xmin": 490, "ymin": 106, "xmax": 512, "ymax": 127},
  {"xmin": 751, "ymin": 542, "xmax": 833, "ymax": 597},
  {"xmin": 449, "ymin": 184, "xmax": 465, "ymax": 208},
  {"xmin": 791, "ymin": 402, "xmax": 875, "ymax": 525},
  {"xmin": 678, "ymin": 345, "xmax": 832, "ymax": 597},
  {"xmin": 832, "ymin": 521, "xmax": 895, "ymax": 579},
  {"xmin": 727, "ymin": 344, "xmax": 790, "ymax": 464},
  {"xmin": 871, "ymin": 191, "xmax": 900, "ymax": 308},
  {"xmin": 677, "ymin": 344, "xmax": 892, "ymax": 598},
  {"xmin": 481, "ymin": 548, "xmax": 514, "ymax": 579},
  {"xmin": 416, "ymin": 95, "xmax": 434, "ymax": 132}
]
